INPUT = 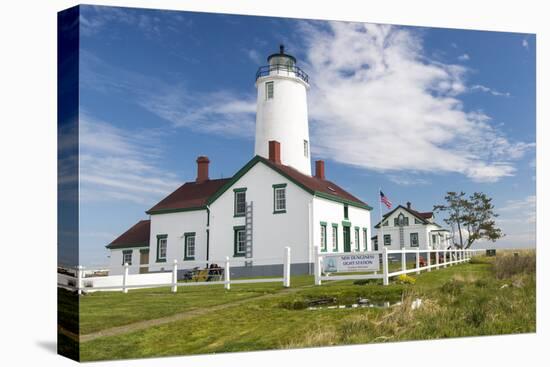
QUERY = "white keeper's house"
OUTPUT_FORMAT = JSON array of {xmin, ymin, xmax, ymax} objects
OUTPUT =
[
  {"xmin": 372, "ymin": 202, "xmax": 452, "ymax": 251},
  {"xmin": 106, "ymin": 45, "xmax": 373, "ymax": 276}
]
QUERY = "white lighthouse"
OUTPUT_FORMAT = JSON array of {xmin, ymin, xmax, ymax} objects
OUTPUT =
[{"xmin": 254, "ymin": 45, "xmax": 312, "ymax": 175}]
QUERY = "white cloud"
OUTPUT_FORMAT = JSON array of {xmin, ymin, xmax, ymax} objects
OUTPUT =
[
  {"xmin": 471, "ymin": 84, "xmax": 510, "ymax": 97},
  {"xmin": 245, "ymin": 49, "xmax": 262, "ymax": 64},
  {"xmin": 522, "ymin": 39, "xmax": 529, "ymax": 49},
  {"xmin": 498, "ymin": 195, "xmax": 536, "ymax": 224},
  {"xmin": 79, "ymin": 113, "xmax": 182, "ymax": 205},
  {"xmin": 81, "ymin": 51, "xmax": 257, "ymax": 137},
  {"xmin": 458, "ymin": 53, "xmax": 470, "ymax": 61},
  {"xmin": 388, "ymin": 175, "xmax": 430, "ymax": 186},
  {"xmin": 300, "ymin": 22, "xmax": 532, "ymax": 182}
]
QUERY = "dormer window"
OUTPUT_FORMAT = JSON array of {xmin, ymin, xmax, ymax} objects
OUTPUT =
[{"xmin": 394, "ymin": 213, "xmax": 409, "ymax": 226}]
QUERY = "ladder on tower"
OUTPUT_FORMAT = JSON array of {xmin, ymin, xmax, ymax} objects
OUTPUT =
[{"xmin": 245, "ymin": 201, "xmax": 253, "ymax": 260}]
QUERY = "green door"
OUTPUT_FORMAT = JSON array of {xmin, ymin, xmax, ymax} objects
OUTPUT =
[{"xmin": 343, "ymin": 226, "xmax": 351, "ymax": 252}]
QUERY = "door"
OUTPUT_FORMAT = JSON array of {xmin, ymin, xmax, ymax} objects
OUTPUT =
[
  {"xmin": 343, "ymin": 226, "xmax": 351, "ymax": 252},
  {"xmin": 139, "ymin": 249, "xmax": 149, "ymax": 274}
]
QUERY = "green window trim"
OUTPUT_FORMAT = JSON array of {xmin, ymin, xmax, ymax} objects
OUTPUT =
[
  {"xmin": 410, "ymin": 232, "xmax": 419, "ymax": 247},
  {"xmin": 139, "ymin": 248, "xmax": 149, "ymax": 254},
  {"xmin": 344, "ymin": 204, "xmax": 349, "ymax": 220},
  {"xmin": 122, "ymin": 250, "xmax": 133, "ymax": 265},
  {"xmin": 320, "ymin": 221, "xmax": 327, "ymax": 225},
  {"xmin": 362, "ymin": 227, "xmax": 368, "ymax": 251},
  {"xmin": 184, "ymin": 232, "xmax": 196, "ymax": 261},
  {"xmin": 233, "ymin": 226, "xmax": 246, "ymax": 257},
  {"xmin": 273, "ymin": 184, "xmax": 287, "ymax": 214},
  {"xmin": 233, "ymin": 188, "xmax": 247, "ymax": 217},
  {"xmin": 384, "ymin": 234, "xmax": 391, "ymax": 246},
  {"xmin": 341, "ymin": 220, "xmax": 351, "ymax": 227},
  {"xmin": 156, "ymin": 234, "xmax": 167, "ymax": 263}
]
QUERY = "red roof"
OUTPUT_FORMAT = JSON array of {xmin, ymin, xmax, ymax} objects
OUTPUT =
[
  {"xmin": 409, "ymin": 209, "xmax": 433, "ymax": 219},
  {"xmin": 106, "ymin": 220, "xmax": 150, "ymax": 249},
  {"xmin": 147, "ymin": 178, "xmax": 231, "ymax": 214},
  {"xmin": 260, "ymin": 157, "xmax": 369, "ymax": 207}
]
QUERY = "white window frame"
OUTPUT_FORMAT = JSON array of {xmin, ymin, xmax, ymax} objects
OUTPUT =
[
  {"xmin": 304, "ymin": 139, "xmax": 309, "ymax": 157},
  {"xmin": 320, "ymin": 224, "xmax": 327, "ymax": 252},
  {"xmin": 158, "ymin": 237, "xmax": 167, "ymax": 261},
  {"xmin": 185, "ymin": 234, "xmax": 196, "ymax": 259},
  {"xmin": 410, "ymin": 232, "xmax": 419, "ymax": 247},
  {"xmin": 236, "ymin": 229, "xmax": 246, "ymax": 254},
  {"xmin": 274, "ymin": 187, "xmax": 286, "ymax": 212},
  {"xmin": 332, "ymin": 225, "xmax": 338, "ymax": 252},
  {"xmin": 354, "ymin": 228, "xmax": 360, "ymax": 251},
  {"xmin": 122, "ymin": 251, "xmax": 132, "ymax": 266},
  {"xmin": 265, "ymin": 81, "xmax": 274, "ymax": 100},
  {"xmin": 234, "ymin": 190, "xmax": 246, "ymax": 216},
  {"xmin": 362, "ymin": 228, "xmax": 368, "ymax": 251}
]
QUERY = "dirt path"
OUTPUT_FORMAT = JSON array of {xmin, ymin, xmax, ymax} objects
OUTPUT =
[{"xmin": 66, "ymin": 283, "xmax": 315, "ymax": 343}]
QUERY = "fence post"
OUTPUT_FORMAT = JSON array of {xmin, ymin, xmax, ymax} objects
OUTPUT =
[
  {"xmin": 435, "ymin": 250, "xmax": 439, "ymax": 269},
  {"xmin": 416, "ymin": 248, "xmax": 420, "ymax": 274},
  {"xmin": 224, "ymin": 256, "xmax": 231, "ymax": 290},
  {"xmin": 283, "ymin": 246, "xmax": 291, "ymax": 288},
  {"xmin": 401, "ymin": 249, "xmax": 406, "ymax": 273},
  {"xmin": 171, "ymin": 259, "xmax": 178, "ymax": 293},
  {"xmin": 427, "ymin": 249, "xmax": 432, "ymax": 272},
  {"xmin": 77, "ymin": 265, "xmax": 83, "ymax": 295},
  {"xmin": 444, "ymin": 250, "xmax": 448, "ymax": 268},
  {"xmin": 382, "ymin": 248, "xmax": 389, "ymax": 286},
  {"xmin": 122, "ymin": 263, "xmax": 129, "ymax": 293},
  {"xmin": 314, "ymin": 246, "xmax": 322, "ymax": 286}
]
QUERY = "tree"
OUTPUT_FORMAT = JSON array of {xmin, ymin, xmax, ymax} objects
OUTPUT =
[
  {"xmin": 461, "ymin": 192, "xmax": 503, "ymax": 248},
  {"xmin": 433, "ymin": 191, "xmax": 468, "ymax": 248},
  {"xmin": 434, "ymin": 191, "xmax": 503, "ymax": 248}
]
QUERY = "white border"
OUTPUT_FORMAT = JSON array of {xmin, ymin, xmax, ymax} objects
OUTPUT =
[{"xmin": 0, "ymin": 1, "xmax": 546, "ymax": 366}]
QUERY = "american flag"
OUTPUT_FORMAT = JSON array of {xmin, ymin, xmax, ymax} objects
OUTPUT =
[{"xmin": 380, "ymin": 191, "xmax": 392, "ymax": 209}]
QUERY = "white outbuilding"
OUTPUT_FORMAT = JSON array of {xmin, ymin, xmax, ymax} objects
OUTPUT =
[
  {"xmin": 373, "ymin": 202, "xmax": 452, "ymax": 251},
  {"xmin": 106, "ymin": 46, "xmax": 373, "ymax": 276}
]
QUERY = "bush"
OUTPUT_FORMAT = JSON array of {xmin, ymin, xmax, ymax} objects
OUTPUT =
[
  {"xmin": 440, "ymin": 279, "xmax": 464, "ymax": 296},
  {"xmin": 396, "ymin": 274, "xmax": 416, "ymax": 285},
  {"xmin": 494, "ymin": 251, "xmax": 536, "ymax": 279}
]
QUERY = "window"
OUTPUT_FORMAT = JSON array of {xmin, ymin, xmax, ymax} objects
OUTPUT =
[
  {"xmin": 384, "ymin": 234, "xmax": 391, "ymax": 246},
  {"xmin": 415, "ymin": 218, "xmax": 423, "ymax": 224},
  {"xmin": 273, "ymin": 184, "xmax": 287, "ymax": 213},
  {"xmin": 354, "ymin": 227, "xmax": 360, "ymax": 251},
  {"xmin": 304, "ymin": 140, "xmax": 309, "ymax": 157},
  {"xmin": 362, "ymin": 228, "xmax": 368, "ymax": 251},
  {"xmin": 382, "ymin": 220, "xmax": 388, "ymax": 227},
  {"xmin": 432, "ymin": 234, "xmax": 437, "ymax": 245},
  {"xmin": 234, "ymin": 188, "xmax": 247, "ymax": 217},
  {"xmin": 410, "ymin": 232, "xmax": 419, "ymax": 247},
  {"xmin": 156, "ymin": 235, "xmax": 167, "ymax": 262},
  {"xmin": 320, "ymin": 223, "xmax": 327, "ymax": 252},
  {"xmin": 394, "ymin": 214, "xmax": 409, "ymax": 226},
  {"xmin": 122, "ymin": 250, "xmax": 132, "ymax": 265},
  {"xmin": 184, "ymin": 232, "xmax": 196, "ymax": 260},
  {"xmin": 234, "ymin": 226, "xmax": 246, "ymax": 257},
  {"xmin": 332, "ymin": 224, "xmax": 338, "ymax": 251},
  {"xmin": 265, "ymin": 81, "xmax": 274, "ymax": 99},
  {"xmin": 344, "ymin": 204, "xmax": 349, "ymax": 219}
]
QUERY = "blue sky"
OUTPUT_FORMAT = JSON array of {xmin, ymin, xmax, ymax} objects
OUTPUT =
[{"xmin": 76, "ymin": 5, "xmax": 536, "ymax": 266}]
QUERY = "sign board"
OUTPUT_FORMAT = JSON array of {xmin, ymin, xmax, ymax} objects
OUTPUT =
[{"xmin": 322, "ymin": 253, "xmax": 380, "ymax": 273}]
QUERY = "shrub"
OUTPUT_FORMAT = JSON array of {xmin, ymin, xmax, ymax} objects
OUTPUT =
[
  {"xmin": 494, "ymin": 251, "xmax": 536, "ymax": 279},
  {"xmin": 396, "ymin": 274, "xmax": 416, "ymax": 285},
  {"xmin": 440, "ymin": 279, "xmax": 464, "ymax": 296}
]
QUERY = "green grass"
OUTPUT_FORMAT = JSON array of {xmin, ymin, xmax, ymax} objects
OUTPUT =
[{"xmin": 77, "ymin": 255, "xmax": 535, "ymax": 361}]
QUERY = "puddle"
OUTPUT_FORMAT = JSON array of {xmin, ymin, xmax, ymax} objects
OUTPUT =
[{"xmin": 307, "ymin": 300, "xmax": 401, "ymax": 310}]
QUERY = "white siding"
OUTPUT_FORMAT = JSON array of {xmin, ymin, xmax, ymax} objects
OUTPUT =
[
  {"xmin": 312, "ymin": 197, "xmax": 371, "ymax": 255},
  {"xmin": 376, "ymin": 208, "xmax": 441, "ymax": 250},
  {"xmin": 149, "ymin": 210, "xmax": 208, "ymax": 269},
  {"xmin": 108, "ymin": 247, "xmax": 147, "ymax": 275},
  {"xmin": 209, "ymin": 162, "xmax": 312, "ymax": 265}
]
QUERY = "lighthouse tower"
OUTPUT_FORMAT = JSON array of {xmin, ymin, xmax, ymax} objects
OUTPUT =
[{"xmin": 254, "ymin": 45, "xmax": 311, "ymax": 175}]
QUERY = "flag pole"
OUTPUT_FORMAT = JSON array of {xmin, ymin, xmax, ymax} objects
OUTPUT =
[{"xmin": 378, "ymin": 187, "xmax": 384, "ymax": 250}]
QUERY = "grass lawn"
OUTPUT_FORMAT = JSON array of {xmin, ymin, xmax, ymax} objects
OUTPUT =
[{"xmin": 76, "ymin": 253, "xmax": 535, "ymax": 361}]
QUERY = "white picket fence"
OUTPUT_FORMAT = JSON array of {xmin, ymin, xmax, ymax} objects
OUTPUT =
[
  {"xmin": 314, "ymin": 247, "xmax": 485, "ymax": 286},
  {"xmin": 59, "ymin": 247, "xmax": 292, "ymax": 294}
]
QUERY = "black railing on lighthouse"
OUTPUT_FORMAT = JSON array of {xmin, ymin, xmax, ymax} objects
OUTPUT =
[{"xmin": 255, "ymin": 64, "xmax": 309, "ymax": 84}]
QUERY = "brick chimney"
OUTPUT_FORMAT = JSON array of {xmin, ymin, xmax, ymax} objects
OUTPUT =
[
  {"xmin": 315, "ymin": 160, "xmax": 325, "ymax": 180},
  {"xmin": 196, "ymin": 156, "xmax": 210, "ymax": 183},
  {"xmin": 268, "ymin": 140, "xmax": 281, "ymax": 164},
  {"xmin": 406, "ymin": 201, "xmax": 411, "ymax": 209}
]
